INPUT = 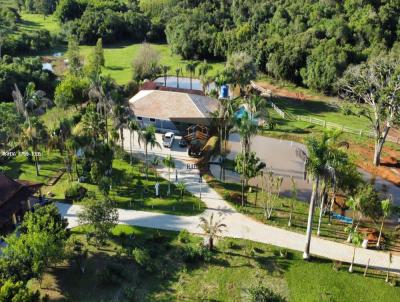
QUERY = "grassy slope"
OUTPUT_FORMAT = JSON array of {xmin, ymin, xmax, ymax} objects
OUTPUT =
[
  {"xmin": 17, "ymin": 13, "xmax": 60, "ymax": 34},
  {"xmin": 51, "ymin": 156, "xmax": 205, "ymax": 215},
  {"xmin": 270, "ymin": 96, "xmax": 370, "ymax": 130},
  {"xmin": 1, "ymin": 152, "xmax": 64, "ymax": 184},
  {"xmin": 2, "ymin": 147, "xmax": 205, "ymax": 215},
  {"xmin": 36, "ymin": 225, "xmax": 400, "ymax": 301},
  {"xmin": 80, "ymin": 43, "xmax": 225, "ymax": 84}
]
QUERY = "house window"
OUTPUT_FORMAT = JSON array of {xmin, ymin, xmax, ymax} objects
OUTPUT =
[
  {"xmin": 137, "ymin": 116, "xmax": 143, "ymax": 121},
  {"xmin": 149, "ymin": 118, "xmax": 156, "ymax": 123}
]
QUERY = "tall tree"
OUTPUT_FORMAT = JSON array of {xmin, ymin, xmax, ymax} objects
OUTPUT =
[
  {"xmin": 162, "ymin": 154, "xmax": 175, "ymax": 196},
  {"xmin": 198, "ymin": 59, "xmax": 213, "ymax": 92},
  {"xmin": 112, "ymin": 104, "xmax": 129, "ymax": 150},
  {"xmin": 127, "ymin": 117, "xmax": 140, "ymax": 165},
  {"xmin": 185, "ymin": 61, "xmax": 198, "ymax": 90},
  {"xmin": 161, "ymin": 65, "xmax": 170, "ymax": 87},
  {"xmin": 234, "ymin": 110, "xmax": 259, "ymax": 204},
  {"xmin": 12, "ymin": 82, "xmax": 47, "ymax": 127},
  {"xmin": 175, "ymin": 68, "xmax": 181, "ymax": 88},
  {"xmin": 302, "ymin": 131, "xmax": 347, "ymax": 260},
  {"xmin": 0, "ymin": 204, "xmax": 67, "ymax": 284},
  {"xmin": 85, "ymin": 38, "xmax": 105, "ymax": 80},
  {"xmin": 20, "ymin": 118, "xmax": 49, "ymax": 176},
  {"xmin": 338, "ymin": 57, "xmax": 400, "ymax": 166},
  {"xmin": 66, "ymin": 35, "xmax": 81, "ymax": 76},
  {"xmin": 235, "ymin": 151, "xmax": 266, "ymax": 206},
  {"xmin": 225, "ymin": 52, "xmax": 257, "ymax": 95},
  {"xmin": 132, "ymin": 43, "xmax": 160, "ymax": 81},
  {"xmin": 138, "ymin": 125, "xmax": 161, "ymax": 179}
]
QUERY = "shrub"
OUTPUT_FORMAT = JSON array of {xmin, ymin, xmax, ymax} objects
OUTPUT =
[
  {"xmin": 132, "ymin": 248, "xmax": 153, "ymax": 271},
  {"xmin": 182, "ymin": 245, "xmax": 212, "ymax": 264},
  {"xmin": 248, "ymin": 285, "xmax": 287, "ymax": 302},
  {"xmin": 123, "ymin": 286, "xmax": 137, "ymax": 300},
  {"xmin": 64, "ymin": 184, "xmax": 87, "ymax": 202},
  {"xmin": 178, "ymin": 229, "xmax": 191, "ymax": 243},
  {"xmin": 97, "ymin": 263, "xmax": 129, "ymax": 285}
]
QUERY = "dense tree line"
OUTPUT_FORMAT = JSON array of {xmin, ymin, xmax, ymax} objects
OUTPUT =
[
  {"xmin": 55, "ymin": 0, "xmax": 161, "ymax": 44},
  {"xmin": 17, "ymin": 0, "xmax": 58, "ymax": 15},
  {"xmin": 164, "ymin": 0, "xmax": 400, "ymax": 92}
]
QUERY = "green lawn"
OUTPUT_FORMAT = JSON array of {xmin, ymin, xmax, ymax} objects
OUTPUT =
[
  {"xmin": 50, "ymin": 155, "xmax": 205, "ymax": 215},
  {"xmin": 1, "ymin": 152, "xmax": 64, "ymax": 185},
  {"xmin": 18, "ymin": 13, "xmax": 61, "ymax": 35},
  {"xmin": 80, "ymin": 43, "xmax": 225, "ymax": 84},
  {"xmin": 35, "ymin": 224, "xmax": 400, "ymax": 301},
  {"xmin": 270, "ymin": 96, "xmax": 370, "ymax": 130},
  {"xmin": 1, "ymin": 145, "xmax": 204, "ymax": 215}
]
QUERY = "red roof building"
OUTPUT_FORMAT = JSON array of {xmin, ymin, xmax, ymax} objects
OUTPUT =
[{"xmin": 0, "ymin": 174, "xmax": 42, "ymax": 234}]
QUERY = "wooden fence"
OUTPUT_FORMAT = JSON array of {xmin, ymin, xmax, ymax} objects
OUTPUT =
[{"xmin": 250, "ymin": 81, "xmax": 400, "ymax": 145}]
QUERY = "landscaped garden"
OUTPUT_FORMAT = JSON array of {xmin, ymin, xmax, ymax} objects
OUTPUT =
[{"xmin": 34, "ymin": 224, "xmax": 400, "ymax": 302}]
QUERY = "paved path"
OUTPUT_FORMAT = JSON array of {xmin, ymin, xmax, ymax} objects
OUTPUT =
[
  {"xmin": 217, "ymin": 134, "xmax": 400, "ymax": 205},
  {"xmin": 57, "ymin": 132, "xmax": 400, "ymax": 273}
]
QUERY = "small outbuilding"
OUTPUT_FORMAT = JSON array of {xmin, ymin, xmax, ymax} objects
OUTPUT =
[{"xmin": 0, "ymin": 174, "xmax": 43, "ymax": 234}]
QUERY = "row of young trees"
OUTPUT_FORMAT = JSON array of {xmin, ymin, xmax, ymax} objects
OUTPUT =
[{"xmin": 208, "ymin": 50, "xmax": 397, "ymax": 263}]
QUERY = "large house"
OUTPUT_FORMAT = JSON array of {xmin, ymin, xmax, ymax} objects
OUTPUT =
[
  {"xmin": 129, "ymin": 85, "xmax": 219, "ymax": 134},
  {"xmin": 0, "ymin": 174, "xmax": 42, "ymax": 234}
]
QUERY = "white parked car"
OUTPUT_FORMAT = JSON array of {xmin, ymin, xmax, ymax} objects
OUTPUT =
[{"xmin": 163, "ymin": 132, "xmax": 175, "ymax": 148}]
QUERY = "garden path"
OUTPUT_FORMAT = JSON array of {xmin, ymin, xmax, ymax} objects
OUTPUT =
[{"xmin": 57, "ymin": 132, "xmax": 400, "ymax": 272}]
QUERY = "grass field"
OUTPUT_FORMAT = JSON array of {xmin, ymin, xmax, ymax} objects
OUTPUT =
[
  {"xmin": 270, "ymin": 96, "xmax": 370, "ymax": 130},
  {"xmin": 35, "ymin": 224, "xmax": 400, "ymax": 301},
  {"xmin": 80, "ymin": 43, "xmax": 225, "ymax": 84},
  {"xmin": 18, "ymin": 13, "xmax": 60, "ymax": 34}
]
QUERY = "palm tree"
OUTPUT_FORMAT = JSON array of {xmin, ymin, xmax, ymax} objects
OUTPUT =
[
  {"xmin": 234, "ymin": 111, "xmax": 259, "ymax": 205},
  {"xmin": 198, "ymin": 60, "xmax": 213, "ymax": 92},
  {"xmin": 345, "ymin": 195, "xmax": 362, "ymax": 242},
  {"xmin": 89, "ymin": 77, "xmax": 114, "ymax": 143},
  {"xmin": 176, "ymin": 181, "xmax": 186, "ymax": 202},
  {"xmin": 151, "ymin": 156, "xmax": 160, "ymax": 181},
  {"xmin": 162, "ymin": 154, "xmax": 175, "ymax": 196},
  {"xmin": 199, "ymin": 213, "xmax": 226, "ymax": 251},
  {"xmin": 175, "ymin": 68, "xmax": 181, "ymax": 88},
  {"xmin": 211, "ymin": 97, "xmax": 237, "ymax": 180},
  {"xmin": 12, "ymin": 82, "xmax": 47, "ymax": 127},
  {"xmin": 377, "ymin": 198, "xmax": 392, "ymax": 248},
  {"xmin": 302, "ymin": 131, "xmax": 344, "ymax": 260},
  {"xmin": 127, "ymin": 118, "xmax": 140, "ymax": 165},
  {"xmin": 234, "ymin": 151, "xmax": 265, "ymax": 206},
  {"xmin": 138, "ymin": 125, "xmax": 161, "ymax": 179},
  {"xmin": 112, "ymin": 105, "xmax": 129, "ymax": 150},
  {"xmin": 161, "ymin": 65, "xmax": 170, "ymax": 87},
  {"xmin": 185, "ymin": 61, "xmax": 199, "ymax": 90},
  {"xmin": 20, "ymin": 118, "xmax": 49, "ymax": 176}
]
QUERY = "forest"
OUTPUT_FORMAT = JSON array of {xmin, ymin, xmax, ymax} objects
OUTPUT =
[{"xmin": 0, "ymin": 0, "xmax": 399, "ymax": 100}]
